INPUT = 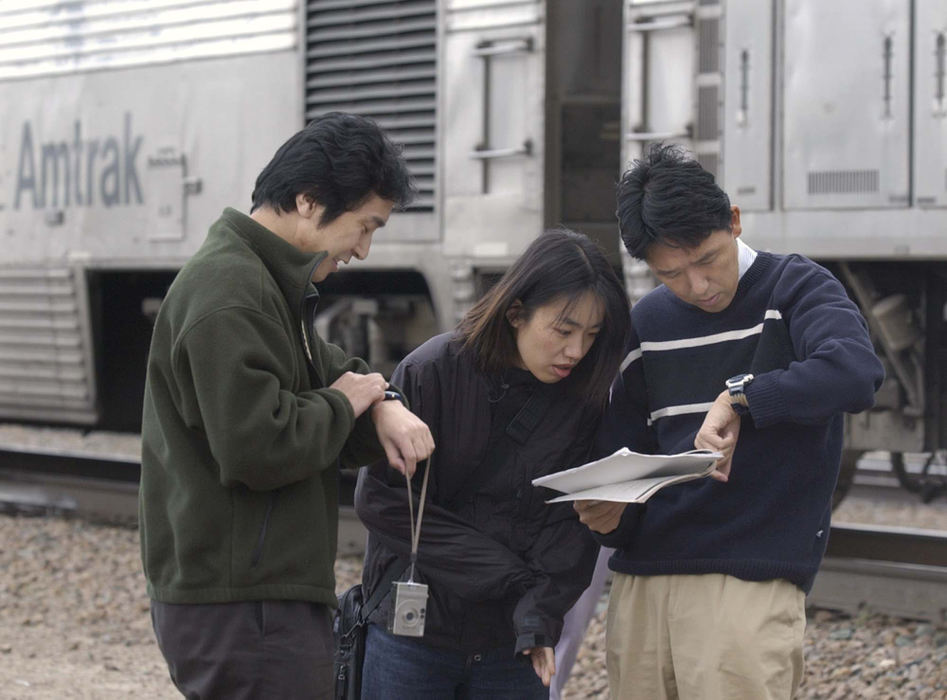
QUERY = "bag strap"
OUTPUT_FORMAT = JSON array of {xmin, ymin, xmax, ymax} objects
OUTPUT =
[
  {"xmin": 359, "ymin": 557, "xmax": 406, "ymax": 623},
  {"xmin": 505, "ymin": 384, "xmax": 553, "ymax": 445},
  {"xmin": 444, "ymin": 384, "xmax": 553, "ymax": 508}
]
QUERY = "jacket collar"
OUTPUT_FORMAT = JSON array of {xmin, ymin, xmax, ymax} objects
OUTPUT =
[{"xmin": 218, "ymin": 207, "xmax": 325, "ymax": 308}]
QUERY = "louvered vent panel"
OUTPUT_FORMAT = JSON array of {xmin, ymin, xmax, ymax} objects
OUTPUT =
[
  {"xmin": 305, "ymin": 0, "xmax": 436, "ymax": 211},
  {"xmin": 0, "ymin": 267, "xmax": 95, "ymax": 422},
  {"xmin": 0, "ymin": 0, "xmax": 299, "ymax": 80},
  {"xmin": 696, "ymin": 85, "xmax": 718, "ymax": 140},
  {"xmin": 808, "ymin": 170, "xmax": 880, "ymax": 195},
  {"xmin": 697, "ymin": 18, "xmax": 719, "ymax": 74}
]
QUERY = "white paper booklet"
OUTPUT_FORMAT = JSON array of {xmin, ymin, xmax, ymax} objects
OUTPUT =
[{"xmin": 532, "ymin": 447, "xmax": 721, "ymax": 504}]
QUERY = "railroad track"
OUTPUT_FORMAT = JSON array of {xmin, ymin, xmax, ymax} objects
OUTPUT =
[
  {"xmin": 0, "ymin": 444, "xmax": 140, "ymax": 520},
  {"xmin": 1, "ymin": 445, "xmax": 945, "ymax": 621},
  {"xmin": 810, "ymin": 523, "xmax": 947, "ymax": 623},
  {"xmin": 0, "ymin": 445, "xmax": 368, "ymax": 554}
]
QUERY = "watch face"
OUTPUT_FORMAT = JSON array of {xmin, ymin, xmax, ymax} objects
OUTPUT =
[{"xmin": 726, "ymin": 373, "xmax": 753, "ymax": 391}]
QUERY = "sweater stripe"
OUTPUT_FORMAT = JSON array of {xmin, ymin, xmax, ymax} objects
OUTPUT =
[
  {"xmin": 620, "ymin": 348, "xmax": 642, "ymax": 372},
  {"xmin": 649, "ymin": 401, "xmax": 715, "ymax": 423},
  {"xmin": 640, "ymin": 309, "xmax": 783, "ymax": 353}
]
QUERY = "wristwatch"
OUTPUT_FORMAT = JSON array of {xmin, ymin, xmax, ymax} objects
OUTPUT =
[
  {"xmin": 725, "ymin": 373, "xmax": 754, "ymax": 414},
  {"xmin": 383, "ymin": 389, "xmax": 407, "ymax": 406}
]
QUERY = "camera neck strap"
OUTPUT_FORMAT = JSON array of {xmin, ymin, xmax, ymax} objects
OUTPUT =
[{"xmin": 404, "ymin": 452, "xmax": 432, "ymax": 583}]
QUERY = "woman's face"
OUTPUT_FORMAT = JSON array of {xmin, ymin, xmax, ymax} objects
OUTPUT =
[{"xmin": 509, "ymin": 291, "xmax": 604, "ymax": 383}]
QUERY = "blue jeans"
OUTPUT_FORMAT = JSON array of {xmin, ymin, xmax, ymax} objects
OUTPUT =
[{"xmin": 361, "ymin": 624, "xmax": 548, "ymax": 700}]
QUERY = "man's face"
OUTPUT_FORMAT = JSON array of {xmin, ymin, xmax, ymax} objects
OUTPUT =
[
  {"xmin": 645, "ymin": 207, "xmax": 742, "ymax": 313},
  {"xmin": 293, "ymin": 194, "xmax": 394, "ymax": 282}
]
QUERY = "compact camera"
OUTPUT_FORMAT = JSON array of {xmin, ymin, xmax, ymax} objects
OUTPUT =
[{"xmin": 387, "ymin": 580, "xmax": 428, "ymax": 637}]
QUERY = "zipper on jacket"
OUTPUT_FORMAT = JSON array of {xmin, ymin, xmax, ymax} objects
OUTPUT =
[
  {"xmin": 299, "ymin": 288, "xmax": 325, "ymax": 385},
  {"xmin": 250, "ymin": 491, "xmax": 278, "ymax": 567}
]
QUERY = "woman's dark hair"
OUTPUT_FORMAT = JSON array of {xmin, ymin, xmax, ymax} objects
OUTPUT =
[
  {"xmin": 617, "ymin": 143, "xmax": 732, "ymax": 260},
  {"xmin": 456, "ymin": 229, "xmax": 631, "ymax": 408},
  {"xmin": 250, "ymin": 112, "xmax": 416, "ymax": 224}
]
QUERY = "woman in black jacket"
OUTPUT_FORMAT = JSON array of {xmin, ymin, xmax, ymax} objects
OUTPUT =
[{"xmin": 355, "ymin": 229, "xmax": 631, "ymax": 699}]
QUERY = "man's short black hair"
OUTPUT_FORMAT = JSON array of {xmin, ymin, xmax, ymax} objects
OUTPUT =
[
  {"xmin": 616, "ymin": 143, "xmax": 732, "ymax": 260},
  {"xmin": 251, "ymin": 112, "xmax": 416, "ymax": 225}
]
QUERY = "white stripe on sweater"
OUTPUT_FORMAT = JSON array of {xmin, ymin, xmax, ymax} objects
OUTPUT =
[
  {"xmin": 649, "ymin": 401, "xmax": 716, "ymax": 423},
  {"xmin": 620, "ymin": 347, "xmax": 642, "ymax": 373},
  {"xmin": 640, "ymin": 309, "xmax": 783, "ymax": 353}
]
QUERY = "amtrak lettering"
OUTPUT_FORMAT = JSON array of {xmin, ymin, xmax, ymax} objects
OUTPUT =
[{"xmin": 14, "ymin": 112, "xmax": 143, "ymax": 209}]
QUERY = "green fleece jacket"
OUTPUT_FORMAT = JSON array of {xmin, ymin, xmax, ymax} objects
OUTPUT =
[{"xmin": 140, "ymin": 208, "xmax": 386, "ymax": 606}]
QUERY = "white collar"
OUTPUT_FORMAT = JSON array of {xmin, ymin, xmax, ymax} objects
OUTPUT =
[{"xmin": 737, "ymin": 238, "xmax": 757, "ymax": 279}]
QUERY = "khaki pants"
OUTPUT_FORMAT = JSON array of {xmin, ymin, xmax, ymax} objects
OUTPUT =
[{"xmin": 606, "ymin": 573, "xmax": 805, "ymax": 700}]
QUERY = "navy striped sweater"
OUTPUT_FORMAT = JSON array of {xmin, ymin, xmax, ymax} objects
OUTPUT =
[{"xmin": 595, "ymin": 251, "xmax": 884, "ymax": 592}]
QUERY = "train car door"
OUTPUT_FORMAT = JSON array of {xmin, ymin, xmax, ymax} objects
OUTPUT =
[
  {"xmin": 621, "ymin": 0, "xmax": 696, "ymax": 168},
  {"xmin": 783, "ymin": 0, "xmax": 910, "ymax": 210},
  {"xmin": 440, "ymin": 0, "xmax": 546, "ymax": 260},
  {"xmin": 720, "ymin": 0, "xmax": 773, "ymax": 212},
  {"xmin": 915, "ymin": 0, "xmax": 947, "ymax": 208}
]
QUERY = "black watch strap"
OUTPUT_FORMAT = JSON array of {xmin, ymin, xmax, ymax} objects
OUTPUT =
[{"xmin": 383, "ymin": 389, "xmax": 407, "ymax": 406}]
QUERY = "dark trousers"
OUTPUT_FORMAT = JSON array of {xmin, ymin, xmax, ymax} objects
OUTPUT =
[
  {"xmin": 151, "ymin": 599, "xmax": 334, "ymax": 699},
  {"xmin": 361, "ymin": 623, "xmax": 548, "ymax": 700}
]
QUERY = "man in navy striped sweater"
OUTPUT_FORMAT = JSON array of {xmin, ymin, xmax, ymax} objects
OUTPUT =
[{"xmin": 575, "ymin": 144, "xmax": 884, "ymax": 699}]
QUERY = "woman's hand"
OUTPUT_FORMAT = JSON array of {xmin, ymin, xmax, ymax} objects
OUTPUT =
[
  {"xmin": 574, "ymin": 499, "xmax": 626, "ymax": 534},
  {"xmin": 523, "ymin": 646, "xmax": 556, "ymax": 687}
]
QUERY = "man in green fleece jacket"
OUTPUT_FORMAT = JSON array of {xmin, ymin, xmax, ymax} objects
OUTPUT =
[{"xmin": 140, "ymin": 112, "xmax": 435, "ymax": 699}]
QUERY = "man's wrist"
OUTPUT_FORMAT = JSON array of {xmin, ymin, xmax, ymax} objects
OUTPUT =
[{"xmin": 371, "ymin": 397, "xmax": 398, "ymax": 418}]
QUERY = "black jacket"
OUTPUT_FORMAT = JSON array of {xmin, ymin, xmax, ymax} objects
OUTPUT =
[{"xmin": 355, "ymin": 333, "xmax": 599, "ymax": 654}]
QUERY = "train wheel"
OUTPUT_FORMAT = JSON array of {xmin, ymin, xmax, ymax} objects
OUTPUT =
[{"xmin": 832, "ymin": 448, "xmax": 861, "ymax": 510}]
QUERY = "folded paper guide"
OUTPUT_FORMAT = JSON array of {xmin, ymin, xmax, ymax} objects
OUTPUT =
[{"xmin": 532, "ymin": 448, "xmax": 721, "ymax": 504}]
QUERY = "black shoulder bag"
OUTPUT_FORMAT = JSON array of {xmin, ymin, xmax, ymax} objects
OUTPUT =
[{"xmin": 333, "ymin": 557, "xmax": 404, "ymax": 700}]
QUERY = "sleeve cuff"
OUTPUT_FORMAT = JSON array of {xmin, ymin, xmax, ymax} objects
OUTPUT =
[
  {"xmin": 590, "ymin": 503, "xmax": 646, "ymax": 549},
  {"xmin": 514, "ymin": 632, "xmax": 550, "ymax": 655},
  {"xmin": 746, "ymin": 370, "xmax": 789, "ymax": 428}
]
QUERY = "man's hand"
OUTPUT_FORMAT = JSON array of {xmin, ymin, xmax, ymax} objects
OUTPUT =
[
  {"xmin": 330, "ymin": 371, "xmax": 388, "ymax": 418},
  {"xmin": 371, "ymin": 401, "xmax": 435, "ymax": 477},
  {"xmin": 523, "ymin": 646, "xmax": 555, "ymax": 687},
  {"xmin": 574, "ymin": 499, "xmax": 626, "ymax": 534},
  {"xmin": 694, "ymin": 390, "xmax": 742, "ymax": 482}
]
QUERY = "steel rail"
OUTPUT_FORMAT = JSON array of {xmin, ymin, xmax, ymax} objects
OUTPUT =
[
  {"xmin": 809, "ymin": 523, "xmax": 947, "ymax": 623},
  {"xmin": 0, "ymin": 446, "xmax": 367, "ymax": 553},
  {"xmin": 0, "ymin": 445, "xmax": 139, "ymax": 520}
]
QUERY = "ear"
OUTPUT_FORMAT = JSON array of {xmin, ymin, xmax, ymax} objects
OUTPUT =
[
  {"xmin": 506, "ymin": 300, "xmax": 524, "ymax": 328},
  {"xmin": 296, "ymin": 193, "xmax": 317, "ymax": 219},
  {"xmin": 730, "ymin": 206, "xmax": 742, "ymax": 239}
]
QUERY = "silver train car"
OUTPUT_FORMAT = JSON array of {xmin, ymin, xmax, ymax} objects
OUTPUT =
[{"xmin": 0, "ymin": 0, "xmax": 944, "ymax": 492}]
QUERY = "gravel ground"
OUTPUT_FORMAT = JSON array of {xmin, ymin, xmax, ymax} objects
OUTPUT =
[
  {"xmin": 1, "ymin": 424, "xmax": 945, "ymax": 698},
  {"xmin": 1, "ymin": 500, "xmax": 945, "ymax": 699}
]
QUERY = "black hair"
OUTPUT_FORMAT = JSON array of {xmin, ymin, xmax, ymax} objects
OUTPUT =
[
  {"xmin": 250, "ymin": 112, "xmax": 416, "ymax": 225},
  {"xmin": 456, "ymin": 229, "xmax": 631, "ymax": 408},
  {"xmin": 616, "ymin": 143, "xmax": 732, "ymax": 260}
]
